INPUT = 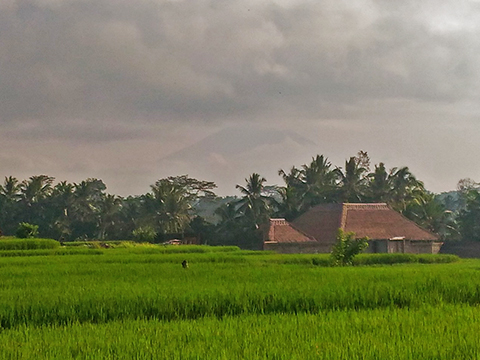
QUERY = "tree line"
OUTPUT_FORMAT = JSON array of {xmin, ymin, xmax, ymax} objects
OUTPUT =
[{"xmin": 0, "ymin": 151, "xmax": 478, "ymax": 247}]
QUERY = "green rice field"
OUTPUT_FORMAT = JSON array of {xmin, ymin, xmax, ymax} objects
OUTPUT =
[{"xmin": 0, "ymin": 242, "xmax": 478, "ymax": 359}]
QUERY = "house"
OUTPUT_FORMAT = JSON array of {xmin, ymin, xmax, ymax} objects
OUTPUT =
[{"xmin": 263, "ymin": 203, "xmax": 443, "ymax": 254}]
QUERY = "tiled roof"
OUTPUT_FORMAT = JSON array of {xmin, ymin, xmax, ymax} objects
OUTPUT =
[
  {"xmin": 264, "ymin": 218, "xmax": 316, "ymax": 243},
  {"xmin": 290, "ymin": 203, "xmax": 439, "ymax": 243},
  {"xmin": 291, "ymin": 204, "xmax": 343, "ymax": 244}
]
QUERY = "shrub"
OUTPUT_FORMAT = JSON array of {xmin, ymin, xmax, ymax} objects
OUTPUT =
[
  {"xmin": 0, "ymin": 238, "xmax": 60, "ymax": 250},
  {"xmin": 132, "ymin": 227, "xmax": 157, "ymax": 243},
  {"xmin": 353, "ymin": 253, "xmax": 459, "ymax": 266},
  {"xmin": 0, "ymin": 247, "xmax": 101, "ymax": 257},
  {"xmin": 330, "ymin": 229, "xmax": 368, "ymax": 266},
  {"xmin": 15, "ymin": 223, "xmax": 39, "ymax": 239}
]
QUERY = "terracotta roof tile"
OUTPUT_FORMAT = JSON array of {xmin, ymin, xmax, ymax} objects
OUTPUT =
[
  {"xmin": 290, "ymin": 203, "xmax": 438, "ymax": 243},
  {"xmin": 342, "ymin": 203, "xmax": 438, "ymax": 241},
  {"xmin": 264, "ymin": 218, "xmax": 316, "ymax": 243},
  {"xmin": 291, "ymin": 204, "xmax": 343, "ymax": 244}
]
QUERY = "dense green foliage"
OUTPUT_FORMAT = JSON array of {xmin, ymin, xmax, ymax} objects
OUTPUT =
[
  {"xmin": 132, "ymin": 226, "xmax": 157, "ymax": 243},
  {"xmin": 0, "ymin": 151, "xmax": 478, "ymax": 245},
  {"xmin": 330, "ymin": 229, "xmax": 368, "ymax": 266},
  {"xmin": 15, "ymin": 222, "xmax": 39, "ymax": 238},
  {"xmin": 458, "ymin": 188, "xmax": 480, "ymax": 241},
  {"xmin": 0, "ymin": 238, "xmax": 59, "ymax": 250}
]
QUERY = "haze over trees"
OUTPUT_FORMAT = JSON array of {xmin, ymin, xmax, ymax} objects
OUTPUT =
[{"xmin": 0, "ymin": 151, "xmax": 478, "ymax": 247}]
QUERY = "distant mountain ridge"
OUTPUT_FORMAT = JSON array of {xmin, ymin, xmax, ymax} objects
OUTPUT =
[
  {"xmin": 161, "ymin": 126, "xmax": 317, "ymax": 161},
  {"xmin": 156, "ymin": 126, "xmax": 320, "ymax": 195}
]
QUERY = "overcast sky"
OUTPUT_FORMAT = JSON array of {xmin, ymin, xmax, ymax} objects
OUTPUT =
[{"xmin": 1, "ymin": 0, "xmax": 480, "ymax": 196}]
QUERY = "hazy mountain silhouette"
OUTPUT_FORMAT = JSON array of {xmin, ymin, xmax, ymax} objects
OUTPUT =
[
  {"xmin": 162, "ymin": 126, "xmax": 316, "ymax": 161},
  {"xmin": 157, "ymin": 126, "xmax": 319, "ymax": 195}
]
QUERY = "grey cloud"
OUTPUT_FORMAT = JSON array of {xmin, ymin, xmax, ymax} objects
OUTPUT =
[
  {"xmin": 2, "ymin": 0, "xmax": 480, "ymax": 128},
  {"xmin": 2, "ymin": 121, "xmax": 158, "ymax": 143},
  {"xmin": 2, "ymin": 0, "xmax": 480, "ymax": 196}
]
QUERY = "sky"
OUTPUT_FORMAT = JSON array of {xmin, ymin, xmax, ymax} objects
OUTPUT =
[{"xmin": 1, "ymin": 0, "xmax": 480, "ymax": 196}]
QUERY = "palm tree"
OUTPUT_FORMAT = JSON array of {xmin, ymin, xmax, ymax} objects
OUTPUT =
[
  {"xmin": 0, "ymin": 176, "xmax": 20, "ymax": 201},
  {"xmin": 116, "ymin": 196, "xmax": 146, "ymax": 240},
  {"xmin": 301, "ymin": 155, "xmax": 338, "ymax": 206},
  {"xmin": 276, "ymin": 185, "xmax": 303, "ymax": 221},
  {"xmin": 19, "ymin": 175, "xmax": 54, "ymax": 207},
  {"xmin": 277, "ymin": 167, "xmax": 304, "ymax": 219},
  {"xmin": 458, "ymin": 189, "xmax": 480, "ymax": 241},
  {"xmin": 0, "ymin": 176, "xmax": 21, "ymax": 235},
  {"xmin": 335, "ymin": 157, "xmax": 368, "ymax": 202},
  {"xmin": 277, "ymin": 155, "xmax": 338, "ymax": 217},
  {"xmin": 367, "ymin": 162, "xmax": 393, "ymax": 202},
  {"xmin": 97, "ymin": 194, "xmax": 122, "ymax": 239},
  {"xmin": 278, "ymin": 166, "xmax": 303, "ymax": 189},
  {"xmin": 43, "ymin": 181, "xmax": 75, "ymax": 239},
  {"xmin": 70, "ymin": 179, "xmax": 107, "ymax": 239},
  {"xmin": 389, "ymin": 167, "xmax": 425, "ymax": 212},
  {"xmin": 18, "ymin": 175, "xmax": 55, "ymax": 226},
  {"xmin": 214, "ymin": 202, "xmax": 241, "ymax": 235},
  {"xmin": 148, "ymin": 176, "xmax": 217, "ymax": 238},
  {"xmin": 236, "ymin": 173, "xmax": 272, "ymax": 229},
  {"xmin": 151, "ymin": 180, "xmax": 192, "ymax": 235},
  {"xmin": 404, "ymin": 192, "xmax": 458, "ymax": 239}
]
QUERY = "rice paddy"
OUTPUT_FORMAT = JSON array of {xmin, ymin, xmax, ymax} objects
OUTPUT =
[{"xmin": 0, "ymin": 243, "xmax": 477, "ymax": 359}]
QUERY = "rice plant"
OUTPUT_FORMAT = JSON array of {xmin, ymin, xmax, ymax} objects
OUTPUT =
[
  {"xmin": 0, "ymin": 248, "xmax": 471, "ymax": 360},
  {"xmin": 0, "ymin": 305, "xmax": 479, "ymax": 359},
  {"xmin": 0, "ymin": 238, "xmax": 60, "ymax": 250},
  {"xmin": 0, "ymin": 252, "xmax": 469, "ymax": 328}
]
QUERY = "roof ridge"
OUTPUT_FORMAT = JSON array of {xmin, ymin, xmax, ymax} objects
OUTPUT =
[
  {"xmin": 344, "ymin": 203, "xmax": 388, "ymax": 205},
  {"xmin": 343, "ymin": 203, "xmax": 389, "ymax": 210},
  {"xmin": 266, "ymin": 218, "xmax": 317, "ymax": 243}
]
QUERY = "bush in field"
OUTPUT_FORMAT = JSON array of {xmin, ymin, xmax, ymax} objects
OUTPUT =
[
  {"xmin": 15, "ymin": 223, "xmax": 39, "ymax": 239},
  {"xmin": 0, "ymin": 238, "xmax": 60, "ymax": 250},
  {"xmin": 353, "ymin": 253, "xmax": 459, "ymax": 266},
  {"xmin": 331, "ymin": 229, "xmax": 368, "ymax": 266},
  {"xmin": 0, "ymin": 247, "xmax": 101, "ymax": 257},
  {"xmin": 132, "ymin": 227, "xmax": 157, "ymax": 243}
]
